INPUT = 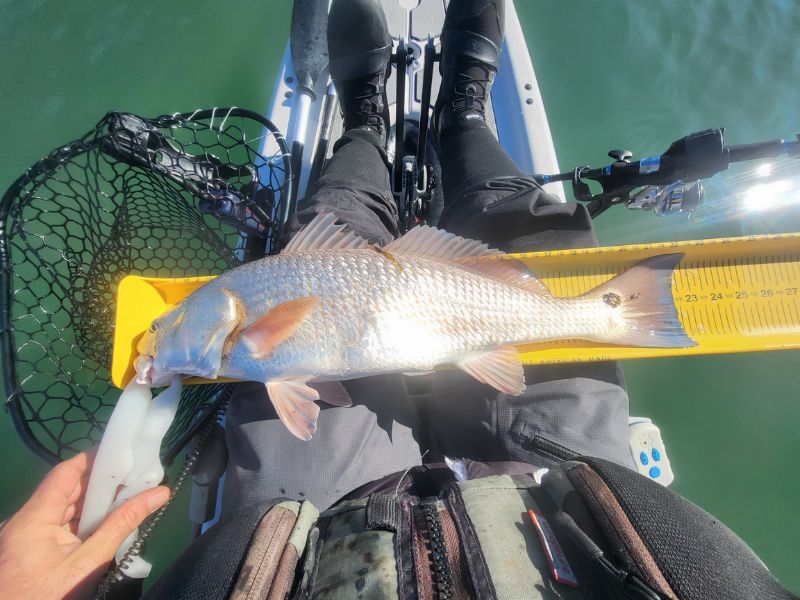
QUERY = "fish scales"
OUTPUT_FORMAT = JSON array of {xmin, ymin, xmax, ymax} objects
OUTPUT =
[{"xmin": 213, "ymin": 248, "xmax": 581, "ymax": 382}]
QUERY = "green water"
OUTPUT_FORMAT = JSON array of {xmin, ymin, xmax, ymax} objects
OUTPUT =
[{"xmin": 1, "ymin": 0, "xmax": 798, "ymax": 592}]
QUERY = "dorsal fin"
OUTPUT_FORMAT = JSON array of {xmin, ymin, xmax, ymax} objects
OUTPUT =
[
  {"xmin": 384, "ymin": 225, "xmax": 504, "ymax": 261},
  {"xmin": 456, "ymin": 257, "xmax": 551, "ymax": 296},
  {"xmin": 385, "ymin": 226, "xmax": 550, "ymax": 295},
  {"xmin": 282, "ymin": 212, "xmax": 370, "ymax": 253}
]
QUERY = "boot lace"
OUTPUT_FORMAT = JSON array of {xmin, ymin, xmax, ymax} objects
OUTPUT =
[
  {"xmin": 346, "ymin": 75, "xmax": 386, "ymax": 135},
  {"xmin": 449, "ymin": 64, "xmax": 492, "ymax": 117}
]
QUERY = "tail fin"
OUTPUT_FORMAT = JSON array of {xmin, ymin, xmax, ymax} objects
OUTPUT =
[{"xmin": 584, "ymin": 254, "xmax": 696, "ymax": 348}]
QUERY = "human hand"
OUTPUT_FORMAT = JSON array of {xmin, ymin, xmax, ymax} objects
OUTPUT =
[{"xmin": 0, "ymin": 451, "xmax": 170, "ymax": 600}]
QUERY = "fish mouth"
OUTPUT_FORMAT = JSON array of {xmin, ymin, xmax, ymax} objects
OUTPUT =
[{"xmin": 134, "ymin": 354, "xmax": 154, "ymax": 386}]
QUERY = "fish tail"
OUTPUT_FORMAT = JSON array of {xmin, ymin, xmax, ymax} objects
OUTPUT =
[{"xmin": 583, "ymin": 254, "xmax": 696, "ymax": 348}]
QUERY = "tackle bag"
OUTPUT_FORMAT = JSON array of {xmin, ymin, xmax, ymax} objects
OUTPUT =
[{"xmin": 142, "ymin": 460, "xmax": 797, "ymax": 599}]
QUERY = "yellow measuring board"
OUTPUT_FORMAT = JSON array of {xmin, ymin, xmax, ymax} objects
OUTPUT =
[
  {"xmin": 512, "ymin": 232, "xmax": 800, "ymax": 364},
  {"xmin": 111, "ymin": 232, "xmax": 800, "ymax": 388}
]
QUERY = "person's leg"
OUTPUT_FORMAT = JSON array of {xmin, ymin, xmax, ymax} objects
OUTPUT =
[
  {"xmin": 439, "ymin": 122, "xmax": 523, "ymax": 199},
  {"xmin": 223, "ymin": 0, "xmax": 423, "ymax": 515},
  {"xmin": 284, "ymin": 0, "xmax": 398, "ymax": 245},
  {"xmin": 426, "ymin": 0, "xmax": 633, "ymax": 470},
  {"xmin": 286, "ymin": 127, "xmax": 399, "ymax": 246}
]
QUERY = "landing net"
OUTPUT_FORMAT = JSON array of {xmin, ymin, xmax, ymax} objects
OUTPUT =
[{"xmin": 0, "ymin": 108, "xmax": 290, "ymax": 463}]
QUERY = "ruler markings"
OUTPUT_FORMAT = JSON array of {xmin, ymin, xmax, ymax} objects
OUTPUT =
[
  {"xmin": 692, "ymin": 306, "xmax": 702, "ymax": 336},
  {"xmin": 779, "ymin": 255, "xmax": 789, "ymax": 280},
  {"xmin": 764, "ymin": 302, "xmax": 776, "ymax": 332},
  {"xmin": 788, "ymin": 299, "xmax": 800, "ymax": 324},
  {"xmin": 700, "ymin": 303, "xmax": 713, "ymax": 335},
  {"xmin": 771, "ymin": 300, "xmax": 783, "ymax": 331},
  {"xmin": 687, "ymin": 264, "xmax": 698, "ymax": 292},
  {"xmin": 720, "ymin": 258, "xmax": 728, "ymax": 289},
  {"xmin": 727, "ymin": 257, "xmax": 738, "ymax": 289},
  {"xmin": 706, "ymin": 303, "xmax": 719, "ymax": 336},
  {"xmin": 677, "ymin": 263, "xmax": 689, "ymax": 293},
  {"xmin": 767, "ymin": 259, "xmax": 778, "ymax": 286},
  {"xmin": 755, "ymin": 256, "xmax": 764, "ymax": 285},
  {"xmin": 735, "ymin": 304, "xmax": 749, "ymax": 334},
  {"xmin": 770, "ymin": 299, "xmax": 783, "ymax": 331},
  {"xmin": 711, "ymin": 302, "xmax": 723, "ymax": 334},
  {"xmin": 770, "ymin": 299, "xmax": 782, "ymax": 329},
  {"xmin": 747, "ymin": 256, "xmax": 756, "ymax": 286},
  {"xmin": 709, "ymin": 260, "xmax": 720, "ymax": 288},
  {"xmin": 743, "ymin": 303, "xmax": 756, "ymax": 332},
  {"xmin": 778, "ymin": 301, "xmax": 791, "ymax": 328},
  {"xmin": 743, "ymin": 257, "xmax": 753, "ymax": 287},
  {"xmin": 757, "ymin": 302, "xmax": 771, "ymax": 333},
  {"xmin": 724, "ymin": 305, "xmax": 739, "ymax": 335}
]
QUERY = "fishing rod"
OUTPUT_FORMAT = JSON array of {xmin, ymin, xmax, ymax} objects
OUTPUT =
[{"xmin": 534, "ymin": 128, "xmax": 800, "ymax": 218}]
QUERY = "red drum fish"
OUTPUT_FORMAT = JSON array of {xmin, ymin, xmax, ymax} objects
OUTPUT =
[{"xmin": 135, "ymin": 212, "xmax": 694, "ymax": 440}]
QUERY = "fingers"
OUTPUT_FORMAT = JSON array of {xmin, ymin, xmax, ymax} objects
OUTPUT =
[
  {"xmin": 21, "ymin": 451, "xmax": 95, "ymax": 524},
  {"xmin": 73, "ymin": 486, "xmax": 170, "ymax": 565},
  {"xmin": 62, "ymin": 502, "xmax": 77, "ymax": 527}
]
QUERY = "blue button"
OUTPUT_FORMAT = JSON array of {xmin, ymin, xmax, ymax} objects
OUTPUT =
[
  {"xmin": 649, "ymin": 466, "xmax": 662, "ymax": 478},
  {"xmin": 639, "ymin": 451, "xmax": 649, "ymax": 465},
  {"xmin": 652, "ymin": 448, "xmax": 661, "ymax": 462}
]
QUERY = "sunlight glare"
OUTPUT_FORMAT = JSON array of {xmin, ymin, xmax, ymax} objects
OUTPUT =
[
  {"xmin": 756, "ymin": 163, "xmax": 773, "ymax": 178},
  {"xmin": 741, "ymin": 179, "xmax": 798, "ymax": 212}
]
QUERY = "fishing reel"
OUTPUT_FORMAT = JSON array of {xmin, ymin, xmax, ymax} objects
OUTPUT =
[{"xmin": 627, "ymin": 180, "xmax": 704, "ymax": 217}]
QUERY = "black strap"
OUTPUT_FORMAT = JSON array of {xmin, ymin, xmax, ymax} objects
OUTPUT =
[
  {"xmin": 366, "ymin": 493, "xmax": 400, "ymax": 532},
  {"xmin": 440, "ymin": 29, "xmax": 502, "ymax": 70}
]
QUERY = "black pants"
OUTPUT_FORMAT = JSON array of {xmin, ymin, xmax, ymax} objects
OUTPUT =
[{"xmin": 222, "ymin": 123, "xmax": 634, "ymax": 515}]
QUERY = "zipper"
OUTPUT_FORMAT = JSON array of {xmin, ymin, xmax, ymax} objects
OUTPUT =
[
  {"xmin": 421, "ymin": 500, "xmax": 455, "ymax": 598},
  {"xmin": 510, "ymin": 419, "xmax": 581, "ymax": 462},
  {"xmin": 413, "ymin": 498, "xmax": 475, "ymax": 600},
  {"xmin": 528, "ymin": 433, "xmax": 580, "ymax": 461}
]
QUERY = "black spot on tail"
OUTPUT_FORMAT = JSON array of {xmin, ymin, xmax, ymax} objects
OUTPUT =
[{"xmin": 603, "ymin": 292, "xmax": 622, "ymax": 308}]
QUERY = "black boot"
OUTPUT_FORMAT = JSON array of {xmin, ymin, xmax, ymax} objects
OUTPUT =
[
  {"xmin": 328, "ymin": 0, "xmax": 392, "ymax": 146},
  {"xmin": 434, "ymin": 0, "xmax": 505, "ymax": 139}
]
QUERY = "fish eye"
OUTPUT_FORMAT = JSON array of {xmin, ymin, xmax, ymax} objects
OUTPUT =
[{"xmin": 149, "ymin": 321, "xmax": 158, "ymax": 333}]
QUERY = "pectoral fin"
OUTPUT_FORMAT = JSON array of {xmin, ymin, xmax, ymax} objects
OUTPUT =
[
  {"xmin": 309, "ymin": 381, "xmax": 352, "ymax": 407},
  {"xmin": 265, "ymin": 378, "xmax": 321, "ymax": 441},
  {"xmin": 241, "ymin": 296, "xmax": 320, "ymax": 359},
  {"xmin": 457, "ymin": 346, "xmax": 526, "ymax": 396}
]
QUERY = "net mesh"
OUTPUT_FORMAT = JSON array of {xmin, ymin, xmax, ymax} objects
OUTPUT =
[{"xmin": 0, "ymin": 108, "xmax": 290, "ymax": 464}]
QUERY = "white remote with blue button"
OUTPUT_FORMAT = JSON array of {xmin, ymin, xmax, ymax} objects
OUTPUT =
[{"xmin": 628, "ymin": 418, "xmax": 674, "ymax": 486}]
